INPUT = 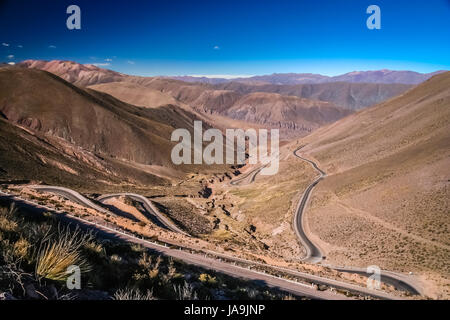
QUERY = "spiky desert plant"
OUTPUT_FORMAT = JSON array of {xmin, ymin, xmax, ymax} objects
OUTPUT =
[
  {"xmin": 161, "ymin": 257, "xmax": 183, "ymax": 284},
  {"xmin": 138, "ymin": 251, "xmax": 153, "ymax": 269},
  {"xmin": 198, "ymin": 273, "xmax": 217, "ymax": 286},
  {"xmin": 35, "ymin": 224, "xmax": 91, "ymax": 281},
  {"xmin": 149, "ymin": 255, "xmax": 162, "ymax": 279},
  {"xmin": 0, "ymin": 203, "xmax": 18, "ymax": 233},
  {"xmin": 113, "ymin": 288, "xmax": 155, "ymax": 300},
  {"xmin": 83, "ymin": 240, "xmax": 105, "ymax": 256},
  {"xmin": 13, "ymin": 237, "xmax": 31, "ymax": 260},
  {"xmin": 174, "ymin": 281, "xmax": 198, "ymax": 300}
]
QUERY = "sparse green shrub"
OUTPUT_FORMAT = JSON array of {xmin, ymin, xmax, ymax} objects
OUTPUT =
[{"xmin": 198, "ymin": 273, "xmax": 217, "ymax": 286}]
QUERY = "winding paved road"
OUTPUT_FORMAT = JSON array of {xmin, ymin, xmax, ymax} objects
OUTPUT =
[
  {"xmin": 230, "ymin": 163, "xmax": 270, "ymax": 186},
  {"xmin": 29, "ymin": 186, "xmax": 188, "ymax": 237},
  {"xmin": 229, "ymin": 153, "xmax": 279, "ymax": 186},
  {"xmin": 291, "ymin": 146, "xmax": 422, "ymax": 295},
  {"xmin": 292, "ymin": 146, "xmax": 326, "ymax": 263},
  {"xmin": 97, "ymin": 193, "xmax": 189, "ymax": 236},
  {"xmin": 29, "ymin": 185, "xmax": 108, "ymax": 213}
]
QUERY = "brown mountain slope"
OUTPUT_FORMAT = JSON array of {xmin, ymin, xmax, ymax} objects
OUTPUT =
[
  {"xmin": 18, "ymin": 60, "xmax": 125, "ymax": 87},
  {"xmin": 331, "ymin": 69, "xmax": 447, "ymax": 84},
  {"xmin": 0, "ymin": 117, "xmax": 166, "ymax": 188},
  {"xmin": 19, "ymin": 60, "xmax": 407, "ymax": 120},
  {"xmin": 188, "ymin": 89, "xmax": 242, "ymax": 114},
  {"xmin": 85, "ymin": 77, "xmax": 350, "ymax": 137},
  {"xmin": 215, "ymin": 81, "xmax": 413, "ymax": 110},
  {"xmin": 104, "ymin": 78, "xmax": 351, "ymax": 135},
  {"xmin": 300, "ymin": 72, "xmax": 450, "ymax": 298},
  {"xmin": 90, "ymin": 80, "xmax": 242, "ymax": 115},
  {"xmin": 125, "ymin": 76, "xmax": 212, "ymax": 104},
  {"xmin": 225, "ymin": 92, "xmax": 352, "ymax": 132},
  {"xmin": 19, "ymin": 60, "xmax": 419, "ymax": 140},
  {"xmin": 19, "ymin": 60, "xmax": 414, "ymax": 111},
  {"xmin": 88, "ymin": 81, "xmax": 181, "ymax": 108},
  {"xmin": 0, "ymin": 67, "xmax": 203, "ymax": 171}
]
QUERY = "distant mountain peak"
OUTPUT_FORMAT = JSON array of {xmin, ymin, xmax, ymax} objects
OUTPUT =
[
  {"xmin": 18, "ymin": 59, "xmax": 124, "ymax": 86},
  {"xmin": 17, "ymin": 59, "xmax": 447, "ymax": 87},
  {"xmin": 170, "ymin": 69, "xmax": 446, "ymax": 85}
]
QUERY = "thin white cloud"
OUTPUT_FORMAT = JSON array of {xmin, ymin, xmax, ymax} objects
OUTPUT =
[
  {"xmin": 105, "ymin": 58, "xmax": 113, "ymax": 62},
  {"xmin": 7, "ymin": 55, "xmax": 14, "ymax": 59},
  {"xmin": 127, "ymin": 60, "xmax": 135, "ymax": 65},
  {"xmin": 92, "ymin": 63, "xmax": 111, "ymax": 67},
  {"xmin": 213, "ymin": 45, "xmax": 220, "ymax": 50},
  {"xmin": 8, "ymin": 62, "xmax": 15, "ymax": 65},
  {"xmin": 48, "ymin": 45, "xmax": 56, "ymax": 49},
  {"xmin": 2, "ymin": 43, "xmax": 9, "ymax": 47},
  {"xmin": 17, "ymin": 45, "xmax": 23, "ymax": 48}
]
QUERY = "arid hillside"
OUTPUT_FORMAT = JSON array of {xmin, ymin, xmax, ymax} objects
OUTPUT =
[
  {"xmin": 92, "ymin": 79, "xmax": 351, "ymax": 136},
  {"xmin": 18, "ymin": 60, "xmax": 125, "ymax": 86},
  {"xmin": 215, "ymin": 81, "xmax": 413, "ymax": 110},
  {"xmin": 299, "ymin": 72, "xmax": 450, "ymax": 298},
  {"xmin": 0, "ymin": 67, "xmax": 238, "ymax": 188},
  {"xmin": 330, "ymin": 69, "xmax": 446, "ymax": 84},
  {"xmin": 225, "ymin": 92, "xmax": 351, "ymax": 132},
  {"xmin": 16, "ymin": 61, "xmax": 423, "ymax": 112},
  {"xmin": 21, "ymin": 60, "xmax": 435, "ymax": 140},
  {"xmin": 20, "ymin": 60, "xmax": 420, "ymax": 138},
  {"xmin": 0, "ymin": 67, "xmax": 201, "ymax": 168},
  {"xmin": 0, "ymin": 116, "xmax": 166, "ymax": 188},
  {"xmin": 88, "ymin": 81, "xmax": 182, "ymax": 108}
]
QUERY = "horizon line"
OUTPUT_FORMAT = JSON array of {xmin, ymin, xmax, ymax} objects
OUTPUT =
[{"xmin": 9, "ymin": 59, "xmax": 449, "ymax": 79}]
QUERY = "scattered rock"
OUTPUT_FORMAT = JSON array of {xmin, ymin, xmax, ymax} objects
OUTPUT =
[{"xmin": 0, "ymin": 292, "xmax": 17, "ymax": 300}]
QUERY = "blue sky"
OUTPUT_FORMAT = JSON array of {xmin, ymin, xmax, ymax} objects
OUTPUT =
[{"xmin": 0, "ymin": 0, "xmax": 449, "ymax": 76}]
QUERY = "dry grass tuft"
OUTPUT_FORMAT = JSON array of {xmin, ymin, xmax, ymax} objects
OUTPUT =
[
  {"xmin": 174, "ymin": 281, "xmax": 198, "ymax": 300},
  {"xmin": 13, "ymin": 238, "xmax": 31, "ymax": 260},
  {"xmin": 113, "ymin": 288, "xmax": 155, "ymax": 300},
  {"xmin": 35, "ymin": 225, "xmax": 92, "ymax": 281},
  {"xmin": 0, "ymin": 204, "xmax": 19, "ymax": 233}
]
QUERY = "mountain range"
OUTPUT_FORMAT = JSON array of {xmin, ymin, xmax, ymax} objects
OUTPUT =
[
  {"xmin": 169, "ymin": 69, "xmax": 446, "ymax": 85},
  {"xmin": 16, "ymin": 60, "xmax": 427, "ymax": 112},
  {"xmin": 14, "ymin": 60, "xmax": 356, "ymax": 135},
  {"xmin": 3, "ymin": 59, "xmax": 444, "ymax": 184}
]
